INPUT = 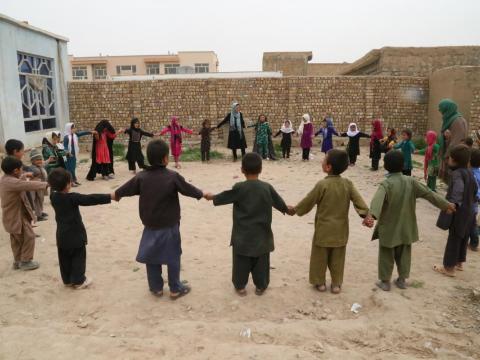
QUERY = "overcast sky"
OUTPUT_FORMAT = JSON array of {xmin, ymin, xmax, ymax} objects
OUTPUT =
[{"xmin": 1, "ymin": 0, "xmax": 479, "ymax": 72}]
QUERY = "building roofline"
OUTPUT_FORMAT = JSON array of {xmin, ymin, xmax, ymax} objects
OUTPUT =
[
  {"xmin": 70, "ymin": 51, "xmax": 217, "ymax": 59},
  {"xmin": 0, "ymin": 13, "xmax": 68, "ymax": 42}
]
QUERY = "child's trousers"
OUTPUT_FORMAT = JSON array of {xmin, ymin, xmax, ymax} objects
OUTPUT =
[
  {"xmin": 427, "ymin": 175, "xmax": 437, "ymax": 192},
  {"xmin": 282, "ymin": 146, "xmax": 291, "ymax": 158},
  {"xmin": 302, "ymin": 148, "xmax": 310, "ymax": 160},
  {"xmin": 201, "ymin": 150, "xmax": 210, "ymax": 162},
  {"xmin": 146, "ymin": 260, "xmax": 182, "ymax": 293},
  {"xmin": 378, "ymin": 244, "xmax": 411, "ymax": 281},
  {"xmin": 469, "ymin": 216, "xmax": 479, "ymax": 249},
  {"xmin": 309, "ymin": 245, "xmax": 346, "ymax": 287},
  {"xmin": 58, "ymin": 246, "xmax": 86, "ymax": 285},
  {"xmin": 258, "ymin": 143, "xmax": 268, "ymax": 159},
  {"xmin": 10, "ymin": 218, "xmax": 36, "ymax": 263},
  {"xmin": 232, "ymin": 251, "xmax": 270, "ymax": 290},
  {"xmin": 443, "ymin": 228, "xmax": 469, "ymax": 268}
]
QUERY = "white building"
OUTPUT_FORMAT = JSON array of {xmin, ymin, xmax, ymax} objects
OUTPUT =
[{"xmin": 0, "ymin": 13, "xmax": 70, "ymax": 149}]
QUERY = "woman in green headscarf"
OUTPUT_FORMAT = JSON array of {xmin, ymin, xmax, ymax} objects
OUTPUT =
[{"xmin": 438, "ymin": 99, "xmax": 467, "ymax": 183}]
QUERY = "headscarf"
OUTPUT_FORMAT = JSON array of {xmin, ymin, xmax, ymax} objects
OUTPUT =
[
  {"xmin": 370, "ymin": 119, "xmax": 383, "ymax": 145},
  {"xmin": 170, "ymin": 116, "xmax": 182, "ymax": 143},
  {"xmin": 347, "ymin": 123, "xmax": 360, "ymax": 137},
  {"xmin": 229, "ymin": 102, "xmax": 242, "ymax": 137},
  {"xmin": 298, "ymin": 114, "xmax": 311, "ymax": 135},
  {"xmin": 438, "ymin": 99, "xmax": 462, "ymax": 151},
  {"xmin": 95, "ymin": 119, "xmax": 115, "ymax": 134},
  {"xmin": 64, "ymin": 122, "xmax": 79, "ymax": 156},
  {"xmin": 130, "ymin": 117, "xmax": 140, "ymax": 129},
  {"xmin": 325, "ymin": 117, "xmax": 334, "ymax": 128},
  {"xmin": 424, "ymin": 130, "xmax": 437, "ymax": 178},
  {"xmin": 281, "ymin": 120, "xmax": 295, "ymax": 134},
  {"xmin": 42, "ymin": 131, "xmax": 61, "ymax": 147}
]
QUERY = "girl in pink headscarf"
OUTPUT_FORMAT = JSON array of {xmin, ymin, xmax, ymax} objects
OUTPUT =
[
  {"xmin": 416, "ymin": 131, "xmax": 440, "ymax": 191},
  {"xmin": 160, "ymin": 116, "xmax": 193, "ymax": 168},
  {"xmin": 369, "ymin": 119, "xmax": 384, "ymax": 171}
]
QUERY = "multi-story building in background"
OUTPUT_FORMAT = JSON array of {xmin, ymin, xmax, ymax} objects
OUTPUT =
[{"xmin": 69, "ymin": 51, "xmax": 218, "ymax": 81}]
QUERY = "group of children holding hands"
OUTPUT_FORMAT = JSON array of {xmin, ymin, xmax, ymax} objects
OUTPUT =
[{"xmin": 1, "ymin": 122, "xmax": 475, "ymax": 297}]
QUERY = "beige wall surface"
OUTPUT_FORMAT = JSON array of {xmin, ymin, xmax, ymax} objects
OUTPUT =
[
  {"xmin": 68, "ymin": 76, "xmax": 429, "ymax": 146},
  {"xmin": 428, "ymin": 66, "xmax": 480, "ymax": 133},
  {"xmin": 307, "ymin": 63, "xmax": 350, "ymax": 76},
  {"xmin": 178, "ymin": 51, "xmax": 218, "ymax": 72}
]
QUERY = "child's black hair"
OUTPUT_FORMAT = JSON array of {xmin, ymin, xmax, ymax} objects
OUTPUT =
[
  {"xmin": 384, "ymin": 150, "xmax": 404, "ymax": 173},
  {"xmin": 401, "ymin": 128, "xmax": 413, "ymax": 139},
  {"xmin": 202, "ymin": 119, "xmax": 210, "ymax": 127},
  {"xmin": 1, "ymin": 156, "xmax": 23, "ymax": 174},
  {"xmin": 48, "ymin": 168, "xmax": 72, "ymax": 192},
  {"xmin": 470, "ymin": 148, "xmax": 480, "ymax": 168},
  {"xmin": 147, "ymin": 139, "xmax": 169, "ymax": 168},
  {"xmin": 242, "ymin": 152, "xmax": 262, "ymax": 175},
  {"xmin": 463, "ymin": 136, "xmax": 474, "ymax": 147},
  {"xmin": 257, "ymin": 114, "xmax": 267, "ymax": 121},
  {"xmin": 449, "ymin": 144, "xmax": 471, "ymax": 168},
  {"xmin": 4, "ymin": 139, "xmax": 24, "ymax": 155},
  {"xmin": 130, "ymin": 117, "xmax": 140, "ymax": 128},
  {"xmin": 326, "ymin": 149, "xmax": 349, "ymax": 175}
]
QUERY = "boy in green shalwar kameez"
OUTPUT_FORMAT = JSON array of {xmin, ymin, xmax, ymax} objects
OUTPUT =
[
  {"xmin": 291, "ymin": 149, "xmax": 373, "ymax": 294},
  {"xmin": 370, "ymin": 150, "xmax": 455, "ymax": 291}
]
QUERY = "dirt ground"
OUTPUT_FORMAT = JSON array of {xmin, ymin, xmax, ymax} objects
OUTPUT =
[{"xmin": 1, "ymin": 146, "xmax": 479, "ymax": 360}]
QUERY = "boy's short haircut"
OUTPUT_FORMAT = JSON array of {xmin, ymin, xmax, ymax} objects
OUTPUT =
[
  {"xmin": 470, "ymin": 148, "xmax": 480, "ymax": 168},
  {"xmin": 242, "ymin": 153, "xmax": 262, "ymax": 175},
  {"xmin": 384, "ymin": 150, "xmax": 404, "ymax": 173},
  {"xmin": 1, "ymin": 156, "xmax": 23, "ymax": 174},
  {"xmin": 5, "ymin": 139, "xmax": 24, "ymax": 155},
  {"xmin": 147, "ymin": 139, "xmax": 169, "ymax": 167},
  {"xmin": 48, "ymin": 168, "xmax": 72, "ymax": 192},
  {"xmin": 450, "ymin": 144, "xmax": 471, "ymax": 168},
  {"xmin": 402, "ymin": 128, "xmax": 413, "ymax": 139},
  {"xmin": 326, "ymin": 149, "xmax": 349, "ymax": 175},
  {"xmin": 464, "ymin": 137, "xmax": 474, "ymax": 147}
]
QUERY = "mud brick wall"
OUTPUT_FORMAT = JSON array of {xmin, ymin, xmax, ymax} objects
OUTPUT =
[
  {"xmin": 68, "ymin": 76, "xmax": 429, "ymax": 145},
  {"xmin": 470, "ymin": 88, "xmax": 480, "ymax": 134}
]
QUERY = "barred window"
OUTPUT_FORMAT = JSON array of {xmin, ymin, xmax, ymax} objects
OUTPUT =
[
  {"xmin": 18, "ymin": 52, "xmax": 56, "ymax": 133},
  {"xmin": 146, "ymin": 63, "xmax": 160, "ymax": 75},
  {"xmin": 164, "ymin": 63, "xmax": 180, "ymax": 74},
  {"xmin": 93, "ymin": 65, "xmax": 107, "ymax": 80},
  {"xmin": 72, "ymin": 66, "xmax": 88, "ymax": 80},
  {"xmin": 195, "ymin": 63, "xmax": 209, "ymax": 73}
]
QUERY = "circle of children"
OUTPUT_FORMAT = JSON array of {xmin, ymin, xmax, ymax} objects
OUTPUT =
[{"xmin": 1, "ymin": 98, "xmax": 478, "ymax": 298}]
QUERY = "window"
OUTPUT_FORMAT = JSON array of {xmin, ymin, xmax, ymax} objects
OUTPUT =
[
  {"xmin": 93, "ymin": 65, "xmax": 107, "ymax": 80},
  {"xmin": 195, "ymin": 63, "xmax": 209, "ymax": 73},
  {"xmin": 116, "ymin": 65, "xmax": 136, "ymax": 75},
  {"xmin": 164, "ymin": 64, "xmax": 180, "ymax": 74},
  {"xmin": 72, "ymin": 66, "xmax": 88, "ymax": 80},
  {"xmin": 146, "ymin": 63, "xmax": 160, "ymax": 75},
  {"xmin": 17, "ymin": 52, "xmax": 56, "ymax": 133}
]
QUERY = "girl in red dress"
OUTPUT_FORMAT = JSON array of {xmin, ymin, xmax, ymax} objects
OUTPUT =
[{"xmin": 159, "ymin": 116, "xmax": 192, "ymax": 169}]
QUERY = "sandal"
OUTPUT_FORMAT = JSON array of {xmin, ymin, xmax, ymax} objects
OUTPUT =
[
  {"xmin": 455, "ymin": 264, "xmax": 464, "ymax": 271},
  {"xmin": 394, "ymin": 278, "xmax": 407, "ymax": 289},
  {"xmin": 331, "ymin": 285, "xmax": 341, "ymax": 294},
  {"xmin": 376, "ymin": 280, "xmax": 391, "ymax": 291},
  {"xmin": 170, "ymin": 285, "xmax": 191, "ymax": 300},
  {"xmin": 315, "ymin": 284, "xmax": 327, "ymax": 292},
  {"xmin": 433, "ymin": 264, "xmax": 455, "ymax": 277},
  {"xmin": 235, "ymin": 288, "xmax": 247, "ymax": 297},
  {"xmin": 255, "ymin": 288, "xmax": 266, "ymax": 296},
  {"xmin": 151, "ymin": 290, "xmax": 164, "ymax": 297}
]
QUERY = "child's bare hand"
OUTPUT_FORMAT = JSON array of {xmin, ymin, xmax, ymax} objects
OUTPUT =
[
  {"xmin": 24, "ymin": 172, "xmax": 34, "ymax": 179},
  {"xmin": 446, "ymin": 202, "xmax": 456, "ymax": 214},
  {"xmin": 362, "ymin": 215, "xmax": 375, "ymax": 228},
  {"xmin": 287, "ymin": 205, "xmax": 296, "ymax": 216},
  {"xmin": 203, "ymin": 192, "xmax": 214, "ymax": 201}
]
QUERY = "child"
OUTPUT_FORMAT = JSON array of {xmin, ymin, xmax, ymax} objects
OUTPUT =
[
  {"xmin": 370, "ymin": 119, "xmax": 383, "ymax": 171},
  {"xmin": 380, "ymin": 128, "xmax": 397, "ymax": 153},
  {"xmin": 316, "ymin": 117, "xmax": 338, "ymax": 154},
  {"xmin": 370, "ymin": 151, "xmax": 454, "ymax": 291},
  {"xmin": 160, "ymin": 116, "xmax": 193, "ymax": 169},
  {"xmin": 42, "ymin": 131, "xmax": 67, "ymax": 174},
  {"xmin": 274, "ymin": 120, "xmax": 295, "ymax": 159},
  {"xmin": 64, "ymin": 122, "xmax": 93, "ymax": 185},
  {"xmin": 393, "ymin": 128, "xmax": 416, "ymax": 176},
  {"xmin": 463, "ymin": 136, "xmax": 474, "ymax": 148},
  {"xmin": 291, "ymin": 149, "xmax": 371, "ymax": 294},
  {"xmin": 206, "ymin": 153, "xmax": 288, "ymax": 296},
  {"xmin": 0, "ymin": 156, "xmax": 48, "ymax": 270},
  {"xmin": 199, "ymin": 119, "xmax": 215, "ymax": 163},
  {"xmin": 469, "ymin": 148, "xmax": 480, "ymax": 252},
  {"xmin": 255, "ymin": 115, "xmax": 272, "ymax": 160},
  {"xmin": 298, "ymin": 114, "xmax": 314, "ymax": 161},
  {"xmin": 339, "ymin": 123, "xmax": 370, "ymax": 166},
  {"xmin": 124, "ymin": 117, "xmax": 154, "ymax": 173},
  {"xmin": 434, "ymin": 145, "xmax": 477, "ymax": 277},
  {"xmin": 48, "ymin": 168, "xmax": 113, "ymax": 288},
  {"xmin": 115, "ymin": 139, "xmax": 207, "ymax": 299},
  {"xmin": 416, "ymin": 131, "xmax": 440, "ymax": 191},
  {"xmin": 29, "ymin": 149, "xmax": 49, "ymax": 221}
]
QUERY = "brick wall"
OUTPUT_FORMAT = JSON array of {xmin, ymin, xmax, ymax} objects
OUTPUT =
[
  {"xmin": 68, "ymin": 76, "xmax": 429, "ymax": 145},
  {"xmin": 470, "ymin": 87, "xmax": 480, "ymax": 133}
]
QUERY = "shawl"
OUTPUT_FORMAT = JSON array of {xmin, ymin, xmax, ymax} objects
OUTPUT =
[
  {"xmin": 281, "ymin": 120, "xmax": 295, "ymax": 134},
  {"xmin": 424, "ymin": 130, "xmax": 437, "ymax": 177},
  {"xmin": 346, "ymin": 123, "xmax": 360, "ymax": 137},
  {"xmin": 229, "ymin": 102, "xmax": 242, "ymax": 136},
  {"xmin": 438, "ymin": 99, "xmax": 462, "ymax": 151},
  {"xmin": 370, "ymin": 119, "xmax": 383, "ymax": 145},
  {"xmin": 64, "ymin": 122, "xmax": 79, "ymax": 156},
  {"xmin": 298, "ymin": 114, "xmax": 311, "ymax": 135}
]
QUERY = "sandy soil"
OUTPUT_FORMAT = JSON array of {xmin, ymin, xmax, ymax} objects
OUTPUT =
[{"xmin": 1, "ymin": 146, "xmax": 480, "ymax": 360}]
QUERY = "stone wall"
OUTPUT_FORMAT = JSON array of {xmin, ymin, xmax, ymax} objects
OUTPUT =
[
  {"xmin": 68, "ymin": 76, "xmax": 429, "ymax": 146},
  {"xmin": 470, "ymin": 88, "xmax": 480, "ymax": 134}
]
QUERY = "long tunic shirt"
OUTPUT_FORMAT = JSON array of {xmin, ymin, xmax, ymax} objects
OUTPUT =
[
  {"xmin": 317, "ymin": 127, "xmax": 339, "ymax": 153},
  {"xmin": 160, "ymin": 125, "xmax": 193, "ymax": 158},
  {"xmin": 295, "ymin": 175, "xmax": 369, "ymax": 247},
  {"xmin": 300, "ymin": 123, "xmax": 314, "ymax": 149},
  {"xmin": 213, "ymin": 180, "xmax": 288, "ymax": 257},
  {"xmin": 369, "ymin": 173, "xmax": 450, "ymax": 248},
  {"xmin": 340, "ymin": 132, "xmax": 370, "ymax": 157},
  {"xmin": 125, "ymin": 128, "xmax": 154, "ymax": 162},
  {"xmin": 394, "ymin": 140, "xmax": 416, "ymax": 170},
  {"xmin": 418, "ymin": 143, "xmax": 440, "ymax": 176},
  {"xmin": 96, "ymin": 130, "xmax": 116, "ymax": 164}
]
